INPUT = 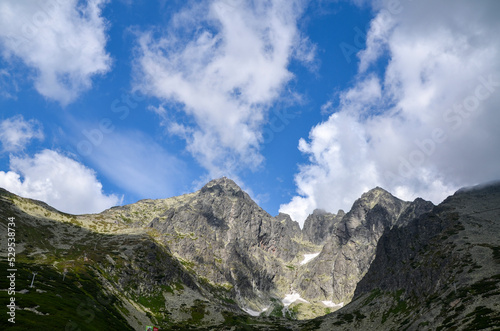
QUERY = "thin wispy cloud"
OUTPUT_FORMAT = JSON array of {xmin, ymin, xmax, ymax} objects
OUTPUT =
[{"xmin": 81, "ymin": 129, "xmax": 188, "ymax": 199}]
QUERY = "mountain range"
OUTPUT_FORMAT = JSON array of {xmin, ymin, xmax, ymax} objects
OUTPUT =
[{"xmin": 1, "ymin": 177, "xmax": 499, "ymax": 330}]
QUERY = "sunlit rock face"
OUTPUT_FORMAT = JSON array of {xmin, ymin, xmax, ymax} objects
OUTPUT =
[{"xmin": 91, "ymin": 177, "xmax": 434, "ymax": 319}]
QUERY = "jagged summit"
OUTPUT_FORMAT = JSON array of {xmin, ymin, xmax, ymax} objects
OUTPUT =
[
  {"xmin": 200, "ymin": 176, "xmax": 247, "ymax": 197},
  {"xmin": 311, "ymin": 208, "xmax": 328, "ymax": 215},
  {"xmin": 350, "ymin": 186, "xmax": 405, "ymax": 212},
  {"xmin": 360, "ymin": 186, "xmax": 392, "ymax": 199},
  {"xmin": 203, "ymin": 176, "xmax": 241, "ymax": 189}
]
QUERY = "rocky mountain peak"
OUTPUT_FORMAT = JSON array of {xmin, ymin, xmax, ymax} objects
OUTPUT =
[
  {"xmin": 342, "ymin": 186, "xmax": 409, "ymax": 237},
  {"xmin": 359, "ymin": 186, "xmax": 393, "ymax": 203},
  {"xmin": 275, "ymin": 212, "xmax": 293, "ymax": 222},
  {"xmin": 199, "ymin": 177, "xmax": 247, "ymax": 199},
  {"xmin": 312, "ymin": 208, "xmax": 328, "ymax": 215},
  {"xmin": 202, "ymin": 176, "xmax": 241, "ymax": 189},
  {"xmin": 302, "ymin": 209, "xmax": 341, "ymax": 245}
]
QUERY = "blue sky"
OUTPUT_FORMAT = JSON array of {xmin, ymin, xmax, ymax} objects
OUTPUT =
[{"xmin": 1, "ymin": 0, "xmax": 499, "ymax": 226}]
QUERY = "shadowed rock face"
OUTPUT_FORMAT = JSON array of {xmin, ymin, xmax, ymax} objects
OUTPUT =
[
  {"xmin": 307, "ymin": 182, "xmax": 500, "ymax": 331},
  {"xmin": 302, "ymin": 209, "xmax": 344, "ymax": 245},
  {"xmin": 355, "ymin": 183, "xmax": 500, "ymax": 298},
  {"xmin": 293, "ymin": 187, "xmax": 435, "ymax": 307}
]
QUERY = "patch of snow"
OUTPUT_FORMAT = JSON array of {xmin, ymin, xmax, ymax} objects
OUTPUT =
[
  {"xmin": 282, "ymin": 291, "xmax": 309, "ymax": 307},
  {"xmin": 24, "ymin": 305, "xmax": 49, "ymax": 315},
  {"xmin": 300, "ymin": 252, "xmax": 320, "ymax": 265},
  {"xmin": 242, "ymin": 306, "xmax": 269, "ymax": 316},
  {"xmin": 242, "ymin": 307, "xmax": 261, "ymax": 316},
  {"xmin": 322, "ymin": 301, "xmax": 344, "ymax": 308},
  {"xmin": 106, "ymin": 254, "xmax": 116, "ymax": 265}
]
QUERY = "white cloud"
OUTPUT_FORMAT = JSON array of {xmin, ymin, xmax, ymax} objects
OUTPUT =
[
  {"xmin": 0, "ymin": 115, "xmax": 43, "ymax": 152},
  {"xmin": 0, "ymin": 149, "xmax": 120, "ymax": 214},
  {"xmin": 0, "ymin": 0, "xmax": 111, "ymax": 105},
  {"xmin": 320, "ymin": 100, "xmax": 334, "ymax": 115},
  {"xmin": 134, "ymin": 0, "xmax": 310, "ymax": 177},
  {"xmin": 281, "ymin": 0, "xmax": 500, "ymax": 225}
]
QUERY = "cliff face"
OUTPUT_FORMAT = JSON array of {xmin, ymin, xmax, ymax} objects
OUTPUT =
[
  {"xmin": 95, "ymin": 178, "xmax": 435, "ymax": 319},
  {"xmin": 302, "ymin": 209, "xmax": 344, "ymax": 245},
  {"xmin": 3, "ymin": 178, "xmax": 497, "ymax": 330},
  {"xmin": 291, "ymin": 187, "xmax": 434, "ymax": 316},
  {"xmin": 307, "ymin": 182, "xmax": 500, "ymax": 330},
  {"xmin": 97, "ymin": 177, "xmax": 313, "ymax": 313}
]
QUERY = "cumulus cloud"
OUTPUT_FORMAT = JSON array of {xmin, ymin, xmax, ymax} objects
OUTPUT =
[
  {"xmin": 134, "ymin": 0, "xmax": 311, "ymax": 177},
  {"xmin": 281, "ymin": 0, "xmax": 500, "ymax": 225},
  {"xmin": 0, "ymin": 149, "xmax": 120, "ymax": 214},
  {"xmin": 0, "ymin": 115, "xmax": 43, "ymax": 152},
  {"xmin": 0, "ymin": 0, "xmax": 111, "ymax": 105}
]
